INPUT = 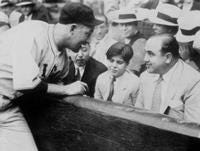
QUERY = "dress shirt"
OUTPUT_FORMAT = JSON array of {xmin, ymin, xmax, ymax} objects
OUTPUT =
[{"xmin": 74, "ymin": 64, "xmax": 85, "ymax": 80}]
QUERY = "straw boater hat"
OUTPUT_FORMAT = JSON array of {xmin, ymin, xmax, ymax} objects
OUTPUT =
[
  {"xmin": 0, "ymin": 0, "xmax": 14, "ymax": 7},
  {"xmin": 193, "ymin": 30, "xmax": 200, "ymax": 54},
  {"xmin": 16, "ymin": 0, "xmax": 35, "ymax": 7},
  {"xmin": 111, "ymin": 9, "xmax": 142, "ymax": 24},
  {"xmin": 176, "ymin": 11, "xmax": 200, "ymax": 43},
  {"xmin": 149, "ymin": 3, "xmax": 181, "ymax": 26},
  {"xmin": 0, "ymin": 11, "xmax": 9, "ymax": 26}
]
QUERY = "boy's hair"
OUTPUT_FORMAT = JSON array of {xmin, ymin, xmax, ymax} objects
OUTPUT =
[{"xmin": 106, "ymin": 42, "xmax": 133, "ymax": 64}]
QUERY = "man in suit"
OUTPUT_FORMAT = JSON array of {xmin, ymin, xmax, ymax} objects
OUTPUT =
[
  {"xmin": 16, "ymin": 0, "xmax": 52, "ymax": 23},
  {"xmin": 135, "ymin": 34, "xmax": 200, "ymax": 124},
  {"xmin": 112, "ymin": 9, "xmax": 146, "ymax": 76},
  {"xmin": 64, "ymin": 42, "xmax": 107, "ymax": 97}
]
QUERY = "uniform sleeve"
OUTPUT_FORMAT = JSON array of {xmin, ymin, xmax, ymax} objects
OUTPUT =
[{"xmin": 12, "ymin": 34, "xmax": 41, "ymax": 90}]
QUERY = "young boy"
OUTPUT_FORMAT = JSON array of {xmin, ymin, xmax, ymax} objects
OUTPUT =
[{"xmin": 94, "ymin": 42, "xmax": 139, "ymax": 105}]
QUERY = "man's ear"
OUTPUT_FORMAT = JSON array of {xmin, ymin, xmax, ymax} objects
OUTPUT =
[
  {"xmin": 70, "ymin": 24, "xmax": 77, "ymax": 32},
  {"xmin": 165, "ymin": 52, "xmax": 173, "ymax": 64}
]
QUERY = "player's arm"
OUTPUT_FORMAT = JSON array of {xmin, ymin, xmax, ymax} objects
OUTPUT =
[{"xmin": 47, "ymin": 81, "xmax": 88, "ymax": 96}]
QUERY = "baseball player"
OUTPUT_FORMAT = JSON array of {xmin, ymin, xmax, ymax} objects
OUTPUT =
[{"xmin": 0, "ymin": 2, "xmax": 102, "ymax": 151}]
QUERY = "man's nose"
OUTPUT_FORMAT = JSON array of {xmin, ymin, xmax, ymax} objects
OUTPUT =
[
  {"xmin": 77, "ymin": 51, "xmax": 83, "ymax": 57},
  {"xmin": 153, "ymin": 24, "xmax": 157, "ymax": 30},
  {"xmin": 144, "ymin": 54, "xmax": 149, "ymax": 62}
]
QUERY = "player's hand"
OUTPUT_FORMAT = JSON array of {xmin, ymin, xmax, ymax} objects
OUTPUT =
[{"xmin": 64, "ymin": 81, "xmax": 88, "ymax": 95}]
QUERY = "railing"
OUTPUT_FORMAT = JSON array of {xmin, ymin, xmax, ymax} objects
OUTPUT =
[{"xmin": 19, "ymin": 95, "xmax": 200, "ymax": 151}]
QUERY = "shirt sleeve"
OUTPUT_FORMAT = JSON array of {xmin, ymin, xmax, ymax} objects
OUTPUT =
[{"xmin": 12, "ymin": 33, "xmax": 41, "ymax": 90}]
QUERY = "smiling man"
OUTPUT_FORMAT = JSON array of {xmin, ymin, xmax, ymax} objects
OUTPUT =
[{"xmin": 135, "ymin": 34, "xmax": 200, "ymax": 124}]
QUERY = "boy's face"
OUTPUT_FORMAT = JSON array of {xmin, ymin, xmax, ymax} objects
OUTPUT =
[{"xmin": 107, "ymin": 55, "xmax": 127, "ymax": 78}]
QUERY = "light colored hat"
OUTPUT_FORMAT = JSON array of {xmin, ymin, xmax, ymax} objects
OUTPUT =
[
  {"xmin": 16, "ymin": 0, "xmax": 34, "ymax": 7},
  {"xmin": 193, "ymin": 30, "xmax": 200, "ymax": 54},
  {"xmin": 0, "ymin": 0, "xmax": 13, "ymax": 7},
  {"xmin": 111, "ymin": 9, "xmax": 142, "ymax": 24},
  {"xmin": 0, "ymin": 11, "xmax": 9, "ymax": 26},
  {"xmin": 176, "ymin": 11, "xmax": 200, "ymax": 43},
  {"xmin": 149, "ymin": 3, "xmax": 181, "ymax": 26}
]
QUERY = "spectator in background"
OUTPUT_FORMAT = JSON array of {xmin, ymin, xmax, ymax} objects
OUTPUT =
[
  {"xmin": 90, "ymin": 15, "xmax": 109, "ymax": 57},
  {"xmin": 64, "ymin": 42, "xmax": 107, "ymax": 97},
  {"xmin": 112, "ymin": 9, "xmax": 146, "ymax": 76},
  {"xmin": 176, "ymin": 10, "xmax": 200, "ymax": 71},
  {"xmin": 135, "ymin": 34, "xmax": 200, "ymax": 124},
  {"xmin": 148, "ymin": 3, "xmax": 180, "ymax": 35},
  {"xmin": 91, "ymin": 11, "xmax": 121, "ymax": 66},
  {"xmin": 0, "ymin": 11, "xmax": 10, "ymax": 33},
  {"xmin": 16, "ymin": 0, "xmax": 52, "ymax": 23},
  {"xmin": 95, "ymin": 42, "xmax": 139, "ymax": 106},
  {"xmin": 182, "ymin": 0, "xmax": 200, "ymax": 10},
  {"xmin": 0, "ymin": 0, "xmax": 15, "ymax": 16}
]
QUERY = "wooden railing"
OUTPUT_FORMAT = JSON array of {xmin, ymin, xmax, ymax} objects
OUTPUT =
[{"xmin": 19, "ymin": 95, "xmax": 200, "ymax": 151}]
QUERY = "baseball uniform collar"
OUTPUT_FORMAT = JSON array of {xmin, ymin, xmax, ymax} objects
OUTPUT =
[{"xmin": 48, "ymin": 24, "xmax": 61, "ymax": 56}]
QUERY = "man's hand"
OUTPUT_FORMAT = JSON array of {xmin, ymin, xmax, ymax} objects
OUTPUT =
[
  {"xmin": 47, "ymin": 81, "xmax": 88, "ymax": 96},
  {"xmin": 63, "ymin": 81, "xmax": 88, "ymax": 95}
]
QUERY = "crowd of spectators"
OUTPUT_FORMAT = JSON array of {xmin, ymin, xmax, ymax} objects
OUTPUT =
[{"xmin": 1, "ymin": 0, "xmax": 200, "ymax": 150}]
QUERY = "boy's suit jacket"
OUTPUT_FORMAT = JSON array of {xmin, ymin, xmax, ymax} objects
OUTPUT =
[{"xmin": 135, "ymin": 59, "xmax": 200, "ymax": 123}]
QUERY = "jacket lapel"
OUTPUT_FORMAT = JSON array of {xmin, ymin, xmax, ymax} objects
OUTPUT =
[{"xmin": 161, "ymin": 60, "xmax": 183, "ymax": 113}]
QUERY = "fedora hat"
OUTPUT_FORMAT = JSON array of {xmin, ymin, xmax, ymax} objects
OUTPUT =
[
  {"xmin": 16, "ymin": 0, "xmax": 34, "ymax": 7},
  {"xmin": 176, "ymin": 11, "xmax": 200, "ymax": 43},
  {"xmin": 111, "ymin": 9, "xmax": 142, "ymax": 24},
  {"xmin": 149, "ymin": 3, "xmax": 181, "ymax": 26}
]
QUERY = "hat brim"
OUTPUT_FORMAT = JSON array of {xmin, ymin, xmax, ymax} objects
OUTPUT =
[
  {"xmin": 83, "ymin": 19, "xmax": 103, "ymax": 27},
  {"xmin": 16, "ymin": 2, "xmax": 34, "ymax": 7},
  {"xmin": 193, "ymin": 31, "xmax": 200, "ymax": 53},
  {"xmin": 149, "ymin": 17, "xmax": 178, "ymax": 26},
  {"xmin": 112, "ymin": 18, "xmax": 141, "ymax": 23},
  {"xmin": 0, "ymin": 2, "xmax": 13, "ymax": 7},
  {"xmin": 175, "ymin": 30, "xmax": 195, "ymax": 43}
]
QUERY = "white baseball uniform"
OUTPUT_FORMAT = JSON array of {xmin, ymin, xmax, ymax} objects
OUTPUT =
[{"xmin": 0, "ymin": 20, "xmax": 69, "ymax": 151}]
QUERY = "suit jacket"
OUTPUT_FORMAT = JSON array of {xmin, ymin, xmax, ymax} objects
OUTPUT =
[
  {"xmin": 63, "ymin": 57, "xmax": 107, "ymax": 97},
  {"xmin": 127, "ymin": 32, "xmax": 146, "ymax": 76},
  {"xmin": 135, "ymin": 59, "xmax": 200, "ymax": 124},
  {"xmin": 95, "ymin": 70, "xmax": 139, "ymax": 106},
  {"xmin": 31, "ymin": 3, "xmax": 52, "ymax": 23}
]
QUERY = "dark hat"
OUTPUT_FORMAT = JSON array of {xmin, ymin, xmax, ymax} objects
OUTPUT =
[
  {"xmin": 59, "ymin": 2, "xmax": 103, "ymax": 27},
  {"xmin": 16, "ymin": 0, "xmax": 35, "ymax": 7}
]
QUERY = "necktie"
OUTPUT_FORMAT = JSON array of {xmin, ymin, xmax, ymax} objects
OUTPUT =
[
  {"xmin": 107, "ymin": 76, "xmax": 116, "ymax": 102},
  {"xmin": 151, "ymin": 75, "xmax": 163, "ymax": 112},
  {"xmin": 75, "ymin": 67, "xmax": 81, "ymax": 81}
]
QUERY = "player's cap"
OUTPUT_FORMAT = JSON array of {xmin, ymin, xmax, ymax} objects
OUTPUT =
[{"xmin": 59, "ymin": 2, "xmax": 103, "ymax": 27}]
